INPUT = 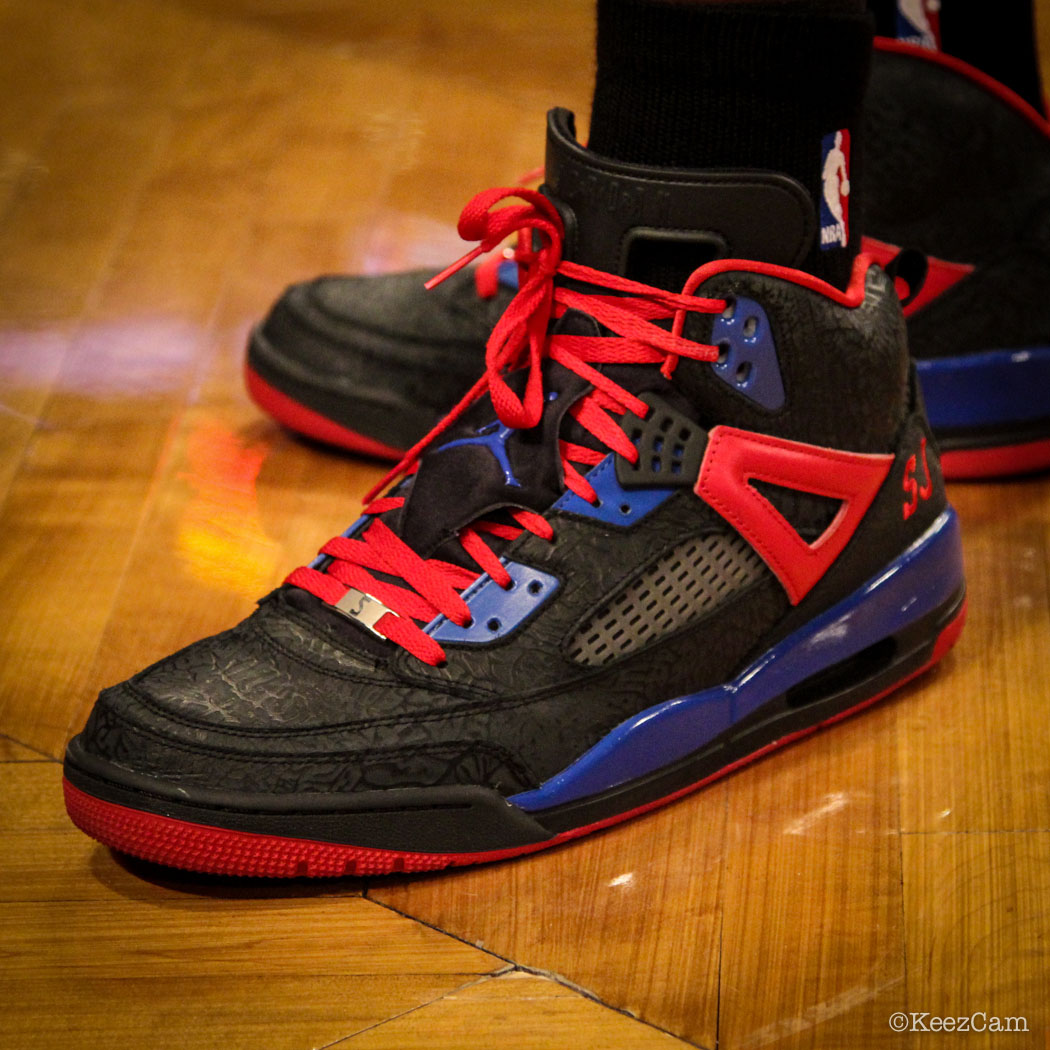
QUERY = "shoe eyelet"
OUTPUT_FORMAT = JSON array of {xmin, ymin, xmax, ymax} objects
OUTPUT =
[
  {"xmin": 527, "ymin": 580, "xmax": 543, "ymax": 595},
  {"xmin": 486, "ymin": 617, "xmax": 501, "ymax": 632}
]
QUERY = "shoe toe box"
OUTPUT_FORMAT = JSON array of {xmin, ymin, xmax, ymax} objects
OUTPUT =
[
  {"xmin": 258, "ymin": 267, "xmax": 505, "ymax": 369},
  {"xmin": 70, "ymin": 598, "xmax": 536, "ymax": 798}
]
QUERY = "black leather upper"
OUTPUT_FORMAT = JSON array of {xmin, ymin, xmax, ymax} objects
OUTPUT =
[
  {"xmin": 249, "ymin": 267, "xmax": 513, "ymax": 447},
  {"xmin": 78, "ymin": 112, "xmax": 943, "ymax": 803},
  {"xmin": 543, "ymin": 107, "xmax": 817, "ymax": 288},
  {"xmin": 80, "ymin": 265, "xmax": 937, "ymax": 801}
]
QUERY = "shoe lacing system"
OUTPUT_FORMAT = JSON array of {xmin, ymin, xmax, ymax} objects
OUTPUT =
[{"xmin": 286, "ymin": 186, "xmax": 726, "ymax": 666}]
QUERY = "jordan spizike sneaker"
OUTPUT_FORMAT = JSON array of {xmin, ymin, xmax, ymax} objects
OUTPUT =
[{"xmin": 66, "ymin": 110, "xmax": 965, "ymax": 876}]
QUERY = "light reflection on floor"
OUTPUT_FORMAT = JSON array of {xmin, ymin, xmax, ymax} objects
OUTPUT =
[{"xmin": 176, "ymin": 416, "xmax": 281, "ymax": 598}]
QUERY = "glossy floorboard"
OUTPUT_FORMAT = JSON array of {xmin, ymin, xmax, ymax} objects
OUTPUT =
[{"xmin": 1, "ymin": 1, "xmax": 1048, "ymax": 1047}]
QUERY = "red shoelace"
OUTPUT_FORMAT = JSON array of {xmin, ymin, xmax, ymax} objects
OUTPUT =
[
  {"xmin": 473, "ymin": 166, "xmax": 545, "ymax": 298},
  {"xmin": 286, "ymin": 187, "xmax": 727, "ymax": 666}
]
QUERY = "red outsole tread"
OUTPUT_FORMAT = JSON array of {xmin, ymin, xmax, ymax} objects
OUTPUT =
[{"xmin": 940, "ymin": 438, "xmax": 1050, "ymax": 480}]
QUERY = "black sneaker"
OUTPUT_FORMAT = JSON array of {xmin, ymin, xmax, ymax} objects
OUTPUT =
[
  {"xmin": 863, "ymin": 38, "xmax": 1050, "ymax": 478},
  {"xmin": 66, "ymin": 110, "xmax": 965, "ymax": 877},
  {"xmin": 245, "ymin": 259, "xmax": 515, "ymax": 458},
  {"xmin": 246, "ymin": 41, "xmax": 1050, "ymax": 479}
]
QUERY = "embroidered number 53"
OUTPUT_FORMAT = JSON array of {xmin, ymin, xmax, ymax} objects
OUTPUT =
[{"xmin": 903, "ymin": 436, "xmax": 933, "ymax": 520}]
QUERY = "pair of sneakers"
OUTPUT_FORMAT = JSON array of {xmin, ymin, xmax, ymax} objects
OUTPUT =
[{"xmin": 64, "ymin": 41, "xmax": 1041, "ymax": 877}]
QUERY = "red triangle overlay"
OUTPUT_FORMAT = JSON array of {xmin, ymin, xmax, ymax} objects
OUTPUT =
[{"xmin": 695, "ymin": 426, "xmax": 895, "ymax": 605}]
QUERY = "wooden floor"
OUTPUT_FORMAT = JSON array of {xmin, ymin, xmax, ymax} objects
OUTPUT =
[{"xmin": 2, "ymin": 2, "xmax": 1049, "ymax": 1047}]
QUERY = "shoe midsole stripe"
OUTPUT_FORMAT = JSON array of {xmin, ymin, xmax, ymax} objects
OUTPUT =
[{"xmin": 917, "ymin": 345, "xmax": 1050, "ymax": 428}]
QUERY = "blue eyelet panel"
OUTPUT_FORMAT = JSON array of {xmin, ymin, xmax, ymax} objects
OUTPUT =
[
  {"xmin": 552, "ymin": 454, "xmax": 674, "ymax": 526},
  {"xmin": 425, "ymin": 560, "xmax": 560, "ymax": 644},
  {"xmin": 710, "ymin": 296, "xmax": 785, "ymax": 411}
]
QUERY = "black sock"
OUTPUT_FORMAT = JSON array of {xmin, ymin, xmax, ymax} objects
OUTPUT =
[
  {"xmin": 869, "ymin": 0, "xmax": 1045, "ymax": 116},
  {"xmin": 587, "ymin": 0, "xmax": 873, "ymax": 288}
]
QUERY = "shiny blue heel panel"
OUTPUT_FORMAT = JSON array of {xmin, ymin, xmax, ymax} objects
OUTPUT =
[{"xmin": 917, "ymin": 346, "xmax": 1050, "ymax": 429}]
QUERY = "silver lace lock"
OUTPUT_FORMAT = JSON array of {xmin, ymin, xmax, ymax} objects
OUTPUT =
[{"xmin": 334, "ymin": 588, "xmax": 395, "ymax": 637}]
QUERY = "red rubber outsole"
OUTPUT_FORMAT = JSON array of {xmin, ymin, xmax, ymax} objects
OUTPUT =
[
  {"xmin": 940, "ymin": 438, "xmax": 1050, "ymax": 480},
  {"xmin": 63, "ymin": 601, "xmax": 966, "ymax": 879},
  {"xmin": 244, "ymin": 363, "xmax": 404, "ymax": 460}
]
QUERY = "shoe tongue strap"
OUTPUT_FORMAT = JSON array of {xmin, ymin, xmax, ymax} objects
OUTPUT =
[
  {"xmin": 542, "ymin": 108, "xmax": 817, "ymax": 287},
  {"xmin": 396, "ymin": 362, "xmax": 591, "ymax": 557}
]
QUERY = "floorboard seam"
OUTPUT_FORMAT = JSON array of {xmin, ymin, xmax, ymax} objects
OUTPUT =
[
  {"xmin": 363, "ymin": 891, "xmax": 707, "ymax": 1048},
  {"xmin": 362, "ymin": 889, "xmax": 519, "ymax": 967},
  {"xmin": 0, "ymin": 733, "xmax": 60, "ymax": 761},
  {"xmin": 714, "ymin": 907, "xmax": 723, "ymax": 1050},
  {"xmin": 900, "ymin": 828, "xmax": 1050, "ymax": 835},
  {"xmin": 512, "ymin": 961, "xmax": 707, "ymax": 1048},
  {"xmin": 314, "ymin": 972, "xmax": 506, "ymax": 1048},
  {"xmin": 896, "ymin": 719, "xmax": 910, "ymax": 1031}
]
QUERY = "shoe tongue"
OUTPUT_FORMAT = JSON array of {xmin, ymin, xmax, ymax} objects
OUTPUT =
[
  {"xmin": 393, "ymin": 360, "xmax": 592, "ymax": 558},
  {"xmin": 372, "ymin": 109, "xmax": 820, "ymax": 563},
  {"xmin": 542, "ymin": 108, "xmax": 817, "ymax": 290}
]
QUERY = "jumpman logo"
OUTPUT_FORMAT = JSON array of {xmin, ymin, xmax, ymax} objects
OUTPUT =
[
  {"xmin": 433, "ymin": 419, "xmax": 522, "ymax": 487},
  {"xmin": 431, "ymin": 392, "xmax": 557, "ymax": 488}
]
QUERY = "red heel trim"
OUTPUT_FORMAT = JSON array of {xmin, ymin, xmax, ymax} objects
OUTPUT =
[{"xmin": 244, "ymin": 364, "xmax": 404, "ymax": 460}]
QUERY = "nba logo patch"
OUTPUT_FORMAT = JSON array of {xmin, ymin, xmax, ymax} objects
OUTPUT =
[
  {"xmin": 896, "ymin": 0, "xmax": 941, "ymax": 50},
  {"xmin": 820, "ymin": 129, "xmax": 850, "ymax": 251}
]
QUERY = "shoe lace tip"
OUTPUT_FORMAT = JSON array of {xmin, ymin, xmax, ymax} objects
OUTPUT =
[{"xmin": 425, "ymin": 245, "xmax": 486, "ymax": 290}]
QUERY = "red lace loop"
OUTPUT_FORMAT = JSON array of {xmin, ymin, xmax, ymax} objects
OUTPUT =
[
  {"xmin": 472, "ymin": 167, "xmax": 547, "ymax": 298},
  {"xmin": 288, "ymin": 186, "xmax": 728, "ymax": 666}
]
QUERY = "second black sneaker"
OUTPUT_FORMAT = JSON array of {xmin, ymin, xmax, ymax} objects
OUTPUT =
[
  {"xmin": 246, "ymin": 41, "xmax": 1050, "ymax": 478},
  {"xmin": 245, "ymin": 256, "xmax": 515, "ymax": 458}
]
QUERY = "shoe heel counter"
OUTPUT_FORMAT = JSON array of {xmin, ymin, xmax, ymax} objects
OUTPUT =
[{"xmin": 856, "ymin": 364, "xmax": 949, "ymax": 572}]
